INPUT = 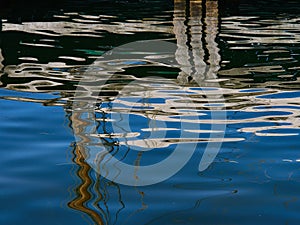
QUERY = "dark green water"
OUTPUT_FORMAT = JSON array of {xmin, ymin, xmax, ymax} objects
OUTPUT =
[{"xmin": 1, "ymin": 0, "xmax": 300, "ymax": 224}]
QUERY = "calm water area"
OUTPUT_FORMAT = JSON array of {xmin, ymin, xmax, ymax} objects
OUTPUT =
[{"xmin": 1, "ymin": 0, "xmax": 300, "ymax": 224}]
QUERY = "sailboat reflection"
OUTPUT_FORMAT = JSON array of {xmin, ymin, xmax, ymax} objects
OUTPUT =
[{"xmin": 69, "ymin": 0, "xmax": 221, "ymax": 224}]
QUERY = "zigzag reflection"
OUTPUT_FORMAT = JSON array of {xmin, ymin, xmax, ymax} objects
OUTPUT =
[{"xmin": 69, "ymin": 111, "xmax": 126, "ymax": 225}]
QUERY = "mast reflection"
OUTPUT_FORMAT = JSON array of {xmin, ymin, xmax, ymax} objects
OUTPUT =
[
  {"xmin": 68, "ymin": 144, "xmax": 105, "ymax": 225},
  {"xmin": 69, "ymin": 109, "xmax": 127, "ymax": 225}
]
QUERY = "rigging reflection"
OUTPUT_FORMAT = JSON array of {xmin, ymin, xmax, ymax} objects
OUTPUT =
[{"xmin": 69, "ymin": 111, "xmax": 122, "ymax": 225}]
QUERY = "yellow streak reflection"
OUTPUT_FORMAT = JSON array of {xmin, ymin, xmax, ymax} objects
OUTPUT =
[{"xmin": 68, "ymin": 112, "xmax": 104, "ymax": 225}]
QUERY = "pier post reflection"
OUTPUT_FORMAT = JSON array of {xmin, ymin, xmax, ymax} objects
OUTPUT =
[
  {"xmin": 174, "ymin": 0, "xmax": 221, "ymax": 86},
  {"xmin": 173, "ymin": 0, "xmax": 223, "ymax": 172},
  {"xmin": 204, "ymin": 0, "xmax": 221, "ymax": 81}
]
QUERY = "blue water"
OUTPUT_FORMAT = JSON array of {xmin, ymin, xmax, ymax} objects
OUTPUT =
[
  {"xmin": 0, "ymin": 90, "xmax": 78, "ymax": 224},
  {"xmin": 1, "ymin": 0, "xmax": 300, "ymax": 224}
]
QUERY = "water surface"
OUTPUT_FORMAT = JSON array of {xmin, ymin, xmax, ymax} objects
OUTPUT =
[{"xmin": 1, "ymin": 0, "xmax": 300, "ymax": 224}]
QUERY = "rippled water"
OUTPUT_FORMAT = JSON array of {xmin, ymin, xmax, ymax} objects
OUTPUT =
[{"xmin": 1, "ymin": 0, "xmax": 300, "ymax": 224}]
